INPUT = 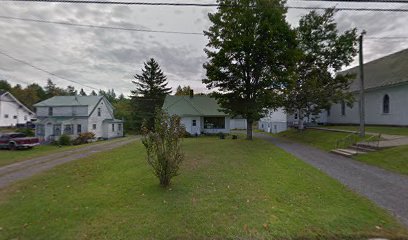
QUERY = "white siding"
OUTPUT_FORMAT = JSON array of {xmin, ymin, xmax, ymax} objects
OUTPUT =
[
  {"xmin": 0, "ymin": 94, "xmax": 34, "ymax": 127},
  {"xmin": 36, "ymin": 106, "xmax": 88, "ymax": 117},
  {"xmin": 180, "ymin": 116, "xmax": 231, "ymax": 135},
  {"xmin": 258, "ymin": 121, "xmax": 287, "ymax": 134},
  {"xmin": 88, "ymin": 99, "xmax": 114, "ymax": 139},
  {"xmin": 103, "ymin": 122, "xmax": 124, "ymax": 139},
  {"xmin": 230, "ymin": 118, "xmax": 247, "ymax": 130},
  {"xmin": 328, "ymin": 84, "xmax": 408, "ymax": 126}
]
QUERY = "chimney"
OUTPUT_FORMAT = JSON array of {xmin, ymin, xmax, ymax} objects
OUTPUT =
[{"xmin": 189, "ymin": 89, "xmax": 194, "ymax": 98}]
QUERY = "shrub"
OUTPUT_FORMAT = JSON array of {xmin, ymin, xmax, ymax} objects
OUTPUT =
[
  {"xmin": 218, "ymin": 132, "xmax": 225, "ymax": 139},
  {"xmin": 16, "ymin": 128, "xmax": 35, "ymax": 137},
  {"xmin": 232, "ymin": 135, "xmax": 238, "ymax": 140},
  {"xmin": 73, "ymin": 132, "xmax": 96, "ymax": 145},
  {"xmin": 58, "ymin": 134, "xmax": 72, "ymax": 146},
  {"xmin": 142, "ymin": 110, "xmax": 185, "ymax": 187}
]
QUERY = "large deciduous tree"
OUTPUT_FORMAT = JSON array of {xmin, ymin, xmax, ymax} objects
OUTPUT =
[
  {"xmin": 131, "ymin": 58, "xmax": 172, "ymax": 130},
  {"xmin": 283, "ymin": 9, "xmax": 358, "ymax": 130},
  {"xmin": 203, "ymin": 0, "xmax": 296, "ymax": 140}
]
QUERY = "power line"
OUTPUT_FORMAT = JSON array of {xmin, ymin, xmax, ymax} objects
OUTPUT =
[
  {"xmin": 2, "ymin": 0, "xmax": 408, "ymax": 11},
  {"xmin": 0, "ymin": 49, "xmax": 99, "ymax": 90},
  {"xmin": 0, "ymin": 16, "xmax": 203, "ymax": 35},
  {"xmin": 291, "ymin": 0, "xmax": 408, "ymax": 3},
  {"xmin": 1, "ymin": 15, "xmax": 408, "ymax": 41}
]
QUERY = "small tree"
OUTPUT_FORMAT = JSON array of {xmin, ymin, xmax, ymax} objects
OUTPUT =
[
  {"xmin": 283, "ymin": 9, "xmax": 358, "ymax": 130},
  {"xmin": 142, "ymin": 110, "xmax": 185, "ymax": 187}
]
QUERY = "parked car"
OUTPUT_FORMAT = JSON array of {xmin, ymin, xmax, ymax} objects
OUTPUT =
[{"xmin": 0, "ymin": 133, "xmax": 40, "ymax": 150}]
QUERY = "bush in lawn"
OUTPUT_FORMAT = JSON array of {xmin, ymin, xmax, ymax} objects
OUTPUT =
[
  {"xmin": 73, "ymin": 132, "xmax": 96, "ymax": 145},
  {"xmin": 142, "ymin": 110, "xmax": 185, "ymax": 187},
  {"xmin": 16, "ymin": 128, "xmax": 35, "ymax": 137},
  {"xmin": 58, "ymin": 134, "xmax": 72, "ymax": 146}
]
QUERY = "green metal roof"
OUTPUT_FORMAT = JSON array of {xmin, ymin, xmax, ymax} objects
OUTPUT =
[
  {"xmin": 34, "ymin": 96, "xmax": 103, "ymax": 107},
  {"xmin": 163, "ymin": 95, "xmax": 227, "ymax": 117},
  {"xmin": 340, "ymin": 48, "xmax": 408, "ymax": 92}
]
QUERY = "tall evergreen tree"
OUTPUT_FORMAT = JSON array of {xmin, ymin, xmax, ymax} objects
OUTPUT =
[
  {"xmin": 175, "ymin": 85, "xmax": 193, "ymax": 96},
  {"xmin": 203, "ymin": 0, "xmax": 296, "ymax": 140},
  {"xmin": 131, "ymin": 58, "xmax": 172, "ymax": 130},
  {"xmin": 90, "ymin": 90, "xmax": 98, "ymax": 96}
]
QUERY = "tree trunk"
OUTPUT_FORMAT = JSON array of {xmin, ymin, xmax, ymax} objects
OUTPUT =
[
  {"xmin": 298, "ymin": 109, "xmax": 305, "ymax": 131},
  {"xmin": 246, "ymin": 118, "xmax": 253, "ymax": 140}
]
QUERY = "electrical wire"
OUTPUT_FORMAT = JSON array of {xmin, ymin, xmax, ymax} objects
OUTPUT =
[
  {"xmin": 1, "ymin": 0, "xmax": 408, "ymax": 12},
  {"xmin": 0, "ymin": 50, "xmax": 99, "ymax": 90},
  {"xmin": 0, "ymin": 16, "xmax": 203, "ymax": 35}
]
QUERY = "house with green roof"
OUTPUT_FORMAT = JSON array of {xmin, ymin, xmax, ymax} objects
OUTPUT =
[
  {"xmin": 162, "ymin": 94, "xmax": 231, "ymax": 135},
  {"xmin": 33, "ymin": 95, "xmax": 123, "ymax": 141}
]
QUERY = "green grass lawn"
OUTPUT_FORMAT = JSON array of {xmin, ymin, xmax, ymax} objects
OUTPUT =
[
  {"xmin": 277, "ymin": 129, "xmax": 364, "ymax": 151},
  {"xmin": 0, "ymin": 137, "xmax": 406, "ymax": 239},
  {"xmin": 354, "ymin": 145, "xmax": 408, "ymax": 176},
  {"xmin": 0, "ymin": 137, "xmax": 130, "ymax": 167},
  {"xmin": 321, "ymin": 125, "xmax": 408, "ymax": 136}
]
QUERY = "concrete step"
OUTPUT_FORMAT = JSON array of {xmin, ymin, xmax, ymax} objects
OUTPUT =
[{"xmin": 331, "ymin": 149, "xmax": 355, "ymax": 157}]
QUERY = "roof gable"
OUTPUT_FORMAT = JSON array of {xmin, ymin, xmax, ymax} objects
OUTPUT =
[
  {"xmin": 340, "ymin": 48, "xmax": 408, "ymax": 91},
  {"xmin": 0, "ymin": 91, "xmax": 34, "ymax": 115},
  {"xmin": 163, "ymin": 95, "xmax": 227, "ymax": 117}
]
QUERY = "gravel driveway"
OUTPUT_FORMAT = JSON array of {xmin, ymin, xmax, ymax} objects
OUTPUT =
[
  {"xmin": 0, "ymin": 137, "xmax": 138, "ymax": 189},
  {"xmin": 254, "ymin": 132, "xmax": 408, "ymax": 227}
]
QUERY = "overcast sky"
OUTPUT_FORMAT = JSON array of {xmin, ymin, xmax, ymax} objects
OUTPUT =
[{"xmin": 0, "ymin": 0, "xmax": 407, "ymax": 96}]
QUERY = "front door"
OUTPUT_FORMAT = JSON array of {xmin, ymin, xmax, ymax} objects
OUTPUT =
[{"xmin": 191, "ymin": 119, "xmax": 199, "ymax": 135}]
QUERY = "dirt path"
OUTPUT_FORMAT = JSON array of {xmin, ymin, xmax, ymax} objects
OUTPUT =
[
  {"xmin": 0, "ymin": 137, "xmax": 138, "ymax": 189},
  {"xmin": 254, "ymin": 132, "xmax": 408, "ymax": 227}
]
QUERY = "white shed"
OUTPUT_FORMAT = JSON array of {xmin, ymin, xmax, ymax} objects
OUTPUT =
[{"xmin": 258, "ymin": 108, "xmax": 288, "ymax": 134}]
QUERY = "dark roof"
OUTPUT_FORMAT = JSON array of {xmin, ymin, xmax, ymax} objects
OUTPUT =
[
  {"xmin": 163, "ymin": 95, "xmax": 227, "ymax": 117},
  {"xmin": 340, "ymin": 48, "xmax": 408, "ymax": 92},
  {"xmin": 34, "ymin": 96, "xmax": 103, "ymax": 107}
]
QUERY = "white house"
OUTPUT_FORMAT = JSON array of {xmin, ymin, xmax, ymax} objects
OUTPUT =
[
  {"xmin": 33, "ymin": 95, "xmax": 123, "ymax": 141},
  {"xmin": 163, "ymin": 94, "xmax": 230, "ymax": 135},
  {"xmin": 0, "ymin": 90, "xmax": 35, "ymax": 127},
  {"xmin": 258, "ymin": 108, "xmax": 288, "ymax": 134},
  {"xmin": 230, "ymin": 117, "xmax": 247, "ymax": 130},
  {"xmin": 326, "ymin": 49, "xmax": 408, "ymax": 126}
]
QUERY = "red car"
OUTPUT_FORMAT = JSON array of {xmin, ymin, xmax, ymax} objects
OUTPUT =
[{"xmin": 0, "ymin": 133, "xmax": 40, "ymax": 150}]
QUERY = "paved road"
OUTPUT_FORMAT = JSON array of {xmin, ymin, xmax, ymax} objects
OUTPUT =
[
  {"xmin": 0, "ymin": 137, "xmax": 138, "ymax": 189},
  {"xmin": 254, "ymin": 132, "xmax": 408, "ymax": 227}
]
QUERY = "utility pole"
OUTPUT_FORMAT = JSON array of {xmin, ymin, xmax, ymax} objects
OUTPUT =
[{"xmin": 359, "ymin": 30, "xmax": 366, "ymax": 138}]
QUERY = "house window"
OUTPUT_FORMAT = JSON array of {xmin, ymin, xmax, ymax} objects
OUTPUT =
[
  {"xmin": 112, "ymin": 124, "xmax": 115, "ymax": 131},
  {"xmin": 48, "ymin": 107, "xmax": 53, "ymax": 116},
  {"xmin": 92, "ymin": 124, "xmax": 97, "ymax": 130},
  {"xmin": 192, "ymin": 120, "xmax": 197, "ymax": 127},
  {"xmin": 118, "ymin": 124, "xmax": 122, "ymax": 131},
  {"xmin": 63, "ymin": 124, "xmax": 74, "ymax": 135},
  {"xmin": 77, "ymin": 124, "xmax": 82, "ymax": 134},
  {"xmin": 294, "ymin": 113, "xmax": 298, "ymax": 119},
  {"xmin": 53, "ymin": 124, "xmax": 62, "ymax": 136},
  {"xmin": 36, "ymin": 124, "xmax": 45, "ymax": 136},
  {"xmin": 341, "ymin": 101, "xmax": 346, "ymax": 116},
  {"xmin": 383, "ymin": 94, "xmax": 390, "ymax": 114},
  {"xmin": 24, "ymin": 115, "xmax": 28, "ymax": 121},
  {"xmin": 4, "ymin": 114, "xmax": 8, "ymax": 118},
  {"xmin": 13, "ymin": 115, "xmax": 17, "ymax": 119},
  {"xmin": 204, "ymin": 117, "xmax": 225, "ymax": 129},
  {"xmin": 97, "ymin": 108, "xmax": 101, "ymax": 117}
]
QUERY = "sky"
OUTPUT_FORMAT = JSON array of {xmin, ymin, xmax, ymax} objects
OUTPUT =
[{"xmin": 0, "ymin": 0, "xmax": 407, "ymax": 97}]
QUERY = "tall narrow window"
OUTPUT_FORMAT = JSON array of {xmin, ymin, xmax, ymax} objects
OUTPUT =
[
  {"xmin": 97, "ymin": 108, "xmax": 101, "ymax": 117},
  {"xmin": 383, "ymin": 94, "xmax": 390, "ymax": 114},
  {"xmin": 341, "ymin": 101, "xmax": 346, "ymax": 116},
  {"xmin": 77, "ymin": 124, "xmax": 82, "ymax": 134},
  {"xmin": 112, "ymin": 124, "xmax": 115, "ymax": 131},
  {"xmin": 48, "ymin": 107, "xmax": 53, "ymax": 116}
]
